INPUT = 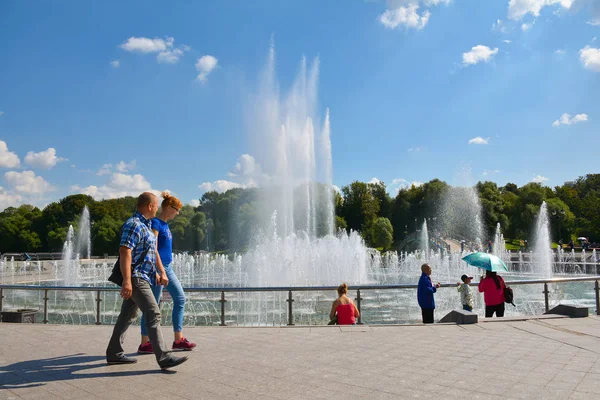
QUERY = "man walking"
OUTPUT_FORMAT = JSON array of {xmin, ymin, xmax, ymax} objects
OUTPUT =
[{"xmin": 106, "ymin": 192, "xmax": 188, "ymax": 370}]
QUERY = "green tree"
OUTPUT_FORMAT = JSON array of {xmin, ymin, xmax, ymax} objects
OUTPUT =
[{"xmin": 370, "ymin": 217, "xmax": 394, "ymax": 249}]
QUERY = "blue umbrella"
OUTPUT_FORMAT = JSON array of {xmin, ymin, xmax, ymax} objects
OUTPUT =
[{"xmin": 462, "ymin": 252, "xmax": 509, "ymax": 272}]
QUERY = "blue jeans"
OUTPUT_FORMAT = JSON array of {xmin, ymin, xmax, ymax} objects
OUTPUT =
[
  {"xmin": 141, "ymin": 264, "xmax": 186, "ymax": 335},
  {"xmin": 463, "ymin": 304, "xmax": 473, "ymax": 312}
]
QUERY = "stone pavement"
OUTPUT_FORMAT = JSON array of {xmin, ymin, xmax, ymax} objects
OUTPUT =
[{"xmin": 2, "ymin": 316, "xmax": 600, "ymax": 399}]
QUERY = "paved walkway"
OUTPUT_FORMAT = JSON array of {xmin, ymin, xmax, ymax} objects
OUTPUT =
[{"xmin": 2, "ymin": 316, "xmax": 600, "ymax": 399}]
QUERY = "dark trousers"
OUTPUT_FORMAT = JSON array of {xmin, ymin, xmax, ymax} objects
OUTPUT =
[
  {"xmin": 463, "ymin": 304, "xmax": 473, "ymax": 312},
  {"xmin": 107, "ymin": 277, "xmax": 169, "ymax": 365},
  {"xmin": 485, "ymin": 303, "xmax": 505, "ymax": 318},
  {"xmin": 421, "ymin": 308, "xmax": 434, "ymax": 324}
]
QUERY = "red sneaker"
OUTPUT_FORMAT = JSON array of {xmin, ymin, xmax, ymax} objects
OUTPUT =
[
  {"xmin": 172, "ymin": 338, "xmax": 196, "ymax": 351},
  {"xmin": 137, "ymin": 341, "xmax": 153, "ymax": 354}
]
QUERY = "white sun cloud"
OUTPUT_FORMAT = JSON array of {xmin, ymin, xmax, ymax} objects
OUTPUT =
[
  {"xmin": 0, "ymin": 140, "xmax": 20, "ymax": 168},
  {"xmin": 110, "ymin": 60, "xmax": 120, "ymax": 68},
  {"xmin": 508, "ymin": 0, "xmax": 574, "ymax": 21},
  {"xmin": 407, "ymin": 147, "xmax": 421, "ymax": 152},
  {"xmin": 119, "ymin": 36, "xmax": 188, "ymax": 64},
  {"xmin": 503, "ymin": 39, "xmax": 512, "ymax": 44},
  {"xmin": 368, "ymin": 177, "xmax": 383, "ymax": 185},
  {"xmin": 552, "ymin": 113, "xmax": 588, "ymax": 127},
  {"xmin": 531, "ymin": 175, "xmax": 550, "ymax": 183},
  {"xmin": 24, "ymin": 148, "xmax": 67, "ymax": 169},
  {"xmin": 189, "ymin": 199, "xmax": 200, "ymax": 207},
  {"xmin": 4, "ymin": 170, "xmax": 55, "ymax": 194},
  {"xmin": 468, "ymin": 137, "xmax": 490, "ymax": 145},
  {"xmin": 580, "ymin": 46, "xmax": 600, "ymax": 72},
  {"xmin": 72, "ymin": 172, "xmax": 154, "ymax": 200},
  {"xmin": 195, "ymin": 55, "xmax": 218, "ymax": 82},
  {"xmin": 462, "ymin": 45, "xmax": 499, "ymax": 66}
]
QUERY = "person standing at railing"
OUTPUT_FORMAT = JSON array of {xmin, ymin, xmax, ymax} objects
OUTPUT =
[
  {"xmin": 138, "ymin": 191, "xmax": 196, "ymax": 354},
  {"xmin": 417, "ymin": 263, "xmax": 440, "ymax": 323},
  {"xmin": 106, "ymin": 192, "xmax": 188, "ymax": 370},
  {"xmin": 478, "ymin": 271, "xmax": 505, "ymax": 318},
  {"xmin": 329, "ymin": 283, "xmax": 359, "ymax": 325}
]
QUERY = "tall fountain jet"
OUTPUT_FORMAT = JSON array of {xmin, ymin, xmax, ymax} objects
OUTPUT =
[
  {"xmin": 533, "ymin": 201, "xmax": 553, "ymax": 279},
  {"xmin": 240, "ymin": 42, "xmax": 368, "ymax": 286},
  {"xmin": 76, "ymin": 206, "xmax": 92, "ymax": 260}
]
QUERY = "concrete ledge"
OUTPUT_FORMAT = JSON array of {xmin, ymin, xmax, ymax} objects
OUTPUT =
[
  {"xmin": 545, "ymin": 304, "xmax": 589, "ymax": 318},
  {"xmin": 439, "ymin": 309, "xmax": 478, "ymax": 324}
]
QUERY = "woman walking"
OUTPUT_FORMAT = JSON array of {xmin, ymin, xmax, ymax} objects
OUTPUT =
[{"xmin": 138, "ymin": 191, "xmax": 196, "ymax": 353}]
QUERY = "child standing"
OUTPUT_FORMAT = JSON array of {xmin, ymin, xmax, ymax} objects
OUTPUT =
[{"xmin": 457, "ymin": 274, "xmax": 474, "ymax": 312}]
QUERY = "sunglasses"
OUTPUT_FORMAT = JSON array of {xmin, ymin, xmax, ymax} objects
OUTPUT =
[{"xmin": 170, "ymin": 205, "xmax": 180, "ymax": 213}]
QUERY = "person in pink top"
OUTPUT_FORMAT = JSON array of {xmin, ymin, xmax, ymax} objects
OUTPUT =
[
  {"xmin": 329, "ymin": 283, "xmax": 360, "ymax": 325},
  {"xmin": 478, "ymin": 271, "xmax": 506, "ymax": 317}
]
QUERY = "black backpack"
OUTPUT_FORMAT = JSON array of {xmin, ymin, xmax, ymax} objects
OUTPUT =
[{"xmin": 504, "ymin": 285, "xmax": 515, "ymax": 307}]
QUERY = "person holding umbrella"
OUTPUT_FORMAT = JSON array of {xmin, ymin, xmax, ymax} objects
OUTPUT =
[
  {"xmin": 462, "ymin": 252, "xmax": 509, "ymax": 318},
  {"xmin": 478, "ymin": 271, "xmax": 506, "ymax": 317}
]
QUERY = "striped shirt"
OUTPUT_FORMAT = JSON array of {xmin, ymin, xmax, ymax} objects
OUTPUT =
[{"xmin": 120, "ymin": 211, "xmax": 157, "ymax": 284}]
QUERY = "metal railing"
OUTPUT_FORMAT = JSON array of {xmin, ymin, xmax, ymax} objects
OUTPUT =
[{"xmin": 1, "ymin": 276, "xmax": 599, "ymax": 326}]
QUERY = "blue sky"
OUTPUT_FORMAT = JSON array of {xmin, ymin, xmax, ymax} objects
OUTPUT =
[{"xmin": 0, "ymin": 0, "xmax": 598, "ymax": 210}]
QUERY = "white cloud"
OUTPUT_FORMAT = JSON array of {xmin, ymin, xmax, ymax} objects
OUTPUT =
[
  {"xmin": 388, "ymin": 178, "xmax": 424, "ymax": 195},
  {"xmin": 120, "ymin": 37, "xmax": 173, "ymax": 53},
  {"xmin": 368, "ymin": 177, "xmax": 383, "ymax": 185},
  {"xmin": 115, "ymin": 160, "xmax": 136, "ymax": 173},
  {"xmin": 503, "ymin": 40, "xmax": 512, "ymax": 44},
  {"xmin": 580, "ymin": 46, "xmax": 600, "ymax": 72},
  {"xmin": 119, "ymin": 36, "xmax": 187, "ymax": 64},
  {"xmin": 97, "ymin": 163, "xmax": 112, "ymax": 176},
  {"xmin": 462, "ymin": 45, "xmax": 499, "ymax": 66},
  {"xmin": 110, "ymin": 60, "xmax": 120, "ymax": 68},
  {"xmin": 0, "ymin": 111, "xmax": 4, "ymax": 117},
  {"xmin": 379, "ymin": 4, "xmax": 431, "ymax": 30},
  {"xmin": 492, "ymin": 19, "xmax": 508, "ymax": 32},
  {"xmin": 189, "ymin": 199, "xmax": 200, "ymax": 207},
  {"xmin": 198, "ymin": 180, "xmax": 246, "ymax": 193},
  {"xmin": 531, "ymin": 175, "xmax": 549, "ymax": 183},
  {"xmin": 0, "ymin": 140, "xmax": 20, "ymax": 168},
  {"xmin": 508, "ymin": 0, "xmax": 574, "ymax": 21},
  {"xmin": 589, "ymin": 19, "xmax": 600, "ymax": 26},
  {"xmin": 4, "ymin": 170, "xmax": 55, "ymax": 194},
  {"xmin": 157, "ymin": 48, "xmax": 184, "ymax": 64},
  {"xmin": 521, "ymin": 22, "xmax": 534, "ymax": 31},
  {"xmin": 552, "ymin": 113, "xmax": 588, "ymax": 127},
  {"xmin": 482, "ymin": 169, "xmax": 501, "ymax": 176},
  {"xmin": 555, "ymin": 49, "xmax": 565, "ymax": 55},
  {"xmin": 24, "ymin": 148, "xmax": 67, "ymax": 169},
  {"xmin": 468, "ymin": 137, "xmax": 490, "ymax": 145},
  {"xmin": 227, "ymin": 154, "xmax": 258, "ymax": 178},
  {"xmin": 0, "ymin": 186, "xmax": 22, "ymax": 211},
  {"xmin": 96, "ymin": 160, "xmax": 136, "ymax": 175},
  {"xmin": 195, "ymin": 55, "xmax": 218, "ymax": 82},
  {"xmin": 407, "ymin": 147, "xmax": 421, "ymax": 152},
  {"xmin": 71, "ymin": 172, "xmax": 153, "ymax": 200}
]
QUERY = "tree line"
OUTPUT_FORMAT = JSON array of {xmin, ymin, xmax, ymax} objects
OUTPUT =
[{"xmin": 1, "ymin": 174, "xmax": 598, "ymax": 256}]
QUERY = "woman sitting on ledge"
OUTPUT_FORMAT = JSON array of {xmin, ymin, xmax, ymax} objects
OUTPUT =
[{"xmin": 329, "ymin": 283, "xmax": 360, "ymax": 325}]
